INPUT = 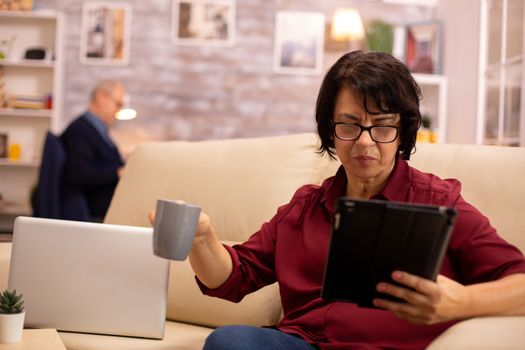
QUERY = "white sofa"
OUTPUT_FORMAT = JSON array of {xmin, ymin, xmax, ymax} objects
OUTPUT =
[{"xmin": 1, "ymin": 133, "xmax": 524, "ymax": 349}]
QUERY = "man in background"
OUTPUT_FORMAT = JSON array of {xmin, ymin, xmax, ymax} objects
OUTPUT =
[{"xmin": 60, "ymin": 80, "xmax": 125, "ymax": 222}]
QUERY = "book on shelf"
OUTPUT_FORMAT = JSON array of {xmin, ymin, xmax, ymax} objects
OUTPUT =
[{"xmin": 6, "ymin": 93, "xmax": 52, "ymax": 109}]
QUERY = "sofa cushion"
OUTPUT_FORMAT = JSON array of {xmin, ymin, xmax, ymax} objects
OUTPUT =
[
  {"xmin": 105, "ymin": 133, "xmax": 337, "ymax": 242},
  {"xmin": 410, "ymin": 143, "xmax": 525, "ymax": 252},
  {"xmin": 426, "ymin": 317, "xmax": 525, "ymax": 350},
  {"xmin": 165, "ymin": 240, "xmax": 281, "ymax": 327}
]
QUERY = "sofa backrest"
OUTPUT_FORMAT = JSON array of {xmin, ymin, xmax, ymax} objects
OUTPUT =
[
  {"xmin": 106, "ymin": 133, "xmax": 338, "ymax": 241},
  {"xmin": 408, "ymin": 143, "xmax": 525, "ymax": 253}
]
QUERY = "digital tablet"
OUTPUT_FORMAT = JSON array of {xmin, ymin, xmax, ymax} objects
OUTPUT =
[{"xmin": 321, "ymin": 198, "xmax": 457, "ymax": 308}]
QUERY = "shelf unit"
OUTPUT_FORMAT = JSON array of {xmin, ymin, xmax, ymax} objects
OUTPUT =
[
  {"xmin": 0, "ymin": 107, "xmax": 53, "ymax": 118},
  {"xmin": 0, "ymin": 58, "xmax": 56, "ymax": 68},
  {"xmin": 413, "ymin": 73, "xmax": 448, "ymax": 143},
  {"xmin": 0, "ymin": 158, "xmax": 39, "ymax": 167},
  {"xmin": 0, "ymin": 10, "xmax": 63, "ymax": 231}
]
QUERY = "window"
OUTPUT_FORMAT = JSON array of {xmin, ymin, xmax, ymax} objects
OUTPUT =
[{"xmin": 477, "ymin": 0, "xmax": 525, "ymax": 146}]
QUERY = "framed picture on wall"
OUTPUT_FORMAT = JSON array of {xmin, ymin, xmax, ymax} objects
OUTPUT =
[
  {"xmin": 273, "ymin": 11, "xmax": 325, "ymax": 75},
  {"xmin": 404, "ymin": 21, "xmax": 442, "ymax": 74},
  {"xmin": 171, "ymin": 0, "xmax": 235, "ymax": 46},
  {"xmin": 79, "ymin": 1, "xmax": 132, "ymax": 65}
]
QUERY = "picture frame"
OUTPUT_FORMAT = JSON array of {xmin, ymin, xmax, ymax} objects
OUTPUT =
[
  {"xmin": 404, "ymin": 21, "xmax": 442, "ymax": 74},
  {"xmin": 79, "ymin": 2, "xmax": 131, "ymax": 66},
  {"xmin": 171, "ymin": 0, "xmax": 235, "ymax": 46},
  {"xmin": 0, "ymin": 132, "xmax": 7, "ymax": 159},
  {"xmin": 273, "ymin": 11, "xmax": 325, "ymax": 76}
]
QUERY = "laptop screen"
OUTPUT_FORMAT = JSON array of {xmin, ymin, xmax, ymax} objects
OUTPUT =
[{"xmin": 8, "ymin": 217, "xmax": 170, "ymax": 339}]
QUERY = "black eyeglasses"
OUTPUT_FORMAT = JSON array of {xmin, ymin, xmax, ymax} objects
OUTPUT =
[{"xmin": 333, "ymin": 122, "xmax": 399, "ymax": 143}]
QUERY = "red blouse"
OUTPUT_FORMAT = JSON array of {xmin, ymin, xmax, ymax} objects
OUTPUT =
[{"xmin": 199, "ymin": 158, "xmax": 525, "ymax": 350}]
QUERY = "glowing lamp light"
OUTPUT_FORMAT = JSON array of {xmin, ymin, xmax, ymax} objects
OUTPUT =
[
  {"xmin": 116, "ymin": 108, "xmax": 137, "ymax": 120},
  {"xmin": 330, "ymin": 8, "xmax": 365, "ymax": 42},
  {"xmin": 115, "ymin": 94, "xmax": 137, "ymax": 120}
]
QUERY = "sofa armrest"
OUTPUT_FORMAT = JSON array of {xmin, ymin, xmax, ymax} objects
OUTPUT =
[
  {"xmin": 426, "ymin": 317, "xmax": 525, "ymax": 350},
  {"xmin": 0, "ymin": 243, "xmax": 12, "ymax": 291}
]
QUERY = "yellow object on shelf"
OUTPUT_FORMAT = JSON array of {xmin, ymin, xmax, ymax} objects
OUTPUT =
[
  {"xmin": 417, "ymin": 129, "xmax": 438, "ymax": 143},
  {"xmin": 0, "ymin": 0, "xmax": 33, "ymax": 11},
  {"xmin": 8, "ymin": 143, "xmax": 20, "ymax": 160}
]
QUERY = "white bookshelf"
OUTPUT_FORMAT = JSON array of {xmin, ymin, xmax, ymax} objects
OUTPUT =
[
  {"xmin": 0, "ymin": 158, "xmax": 39, "ymax": 168},
  {"xmin": 0, "ymin": 58, "xmax": 56, "ymax": 68},
  {"xmin": 0, "ymin": 10, "xmax": 64, "ymax": 229},
  {"xmin": 0, "ymin": 107, "xmax": 53, "ymax": 118},
  {"xmin": 413, "ymin": 73, "xmax": 448, "ymax": 143}
]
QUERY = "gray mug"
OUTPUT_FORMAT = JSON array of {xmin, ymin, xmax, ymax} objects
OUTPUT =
[{"xmin": 153, "ymin": 199, "xmax": 201, "ymax": 260}]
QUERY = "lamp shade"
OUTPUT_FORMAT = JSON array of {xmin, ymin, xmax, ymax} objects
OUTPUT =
[{"xmin": 330, "ymin": 8, "xmax": 365, "ymax": 41}]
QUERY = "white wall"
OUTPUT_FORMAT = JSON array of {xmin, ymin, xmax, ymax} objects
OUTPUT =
[
  {"xmin": 33, "ymin": 0, "xmax": 434, "ymax": 154},
  {"xmin": 33, "ymin": 0, "xmax": 481, "ymax": 146},
  {"xmin": 437, "ymin": 0, "xmax": 481, "ymax": 144}
]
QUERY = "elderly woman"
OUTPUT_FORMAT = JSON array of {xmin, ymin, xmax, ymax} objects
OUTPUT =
[{"xmin": 154, "ymin": 51, "xmax": 525, "ymax": 350}]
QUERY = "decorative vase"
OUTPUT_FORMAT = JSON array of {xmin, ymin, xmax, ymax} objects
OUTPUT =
[{"xmin": 0, "ymin": 311, "xmax": 25, "ymax": 344}]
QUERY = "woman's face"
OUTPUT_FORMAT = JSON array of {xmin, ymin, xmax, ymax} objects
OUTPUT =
[{"xmin": 333, "ymin": 86, "xmax": 401, "ymax": 185}]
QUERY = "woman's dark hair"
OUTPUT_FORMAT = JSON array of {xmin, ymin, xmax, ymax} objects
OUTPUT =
[{"xmin": 316, "ymin": 51, "xmax": 421, "ymax": 160}]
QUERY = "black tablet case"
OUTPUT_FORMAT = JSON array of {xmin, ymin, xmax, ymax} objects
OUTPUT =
[{"xmin": 321, "ymin": 198, "xmax": 457, "ymax": 308}]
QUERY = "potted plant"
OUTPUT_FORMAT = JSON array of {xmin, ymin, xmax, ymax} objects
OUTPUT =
[
  {"xmin": 365, "ymin": 20, "xmax": 393, "ymax": 54},
  {"xmin": 0, "ymin": 289, "xmax": 25, "ymax": 344}
]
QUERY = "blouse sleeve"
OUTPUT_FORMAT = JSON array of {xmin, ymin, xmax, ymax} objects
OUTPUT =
[{"xmin": 196, "ymin": 188, "xmax": 308, "ymax": 302}]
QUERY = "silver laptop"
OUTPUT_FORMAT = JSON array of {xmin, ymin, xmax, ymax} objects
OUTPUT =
[{"xmin": 8, "ymin": 216, "xmax": 170, "ymax": 339}]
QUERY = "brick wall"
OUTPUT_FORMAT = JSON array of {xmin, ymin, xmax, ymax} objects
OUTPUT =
[{"xmin": 35, "ymin": 0, "xmax": 433, "ymax": 155}]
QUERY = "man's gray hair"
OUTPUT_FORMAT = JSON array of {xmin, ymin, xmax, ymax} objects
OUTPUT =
[{"xmin": 90, "ymin": 80, "xmax": 123, "ymax": 101}]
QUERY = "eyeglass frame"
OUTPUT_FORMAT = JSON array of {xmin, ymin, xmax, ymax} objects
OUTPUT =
[{"xmin": 332, "ymin": 122, "xmax": 400, "ymax": 143}]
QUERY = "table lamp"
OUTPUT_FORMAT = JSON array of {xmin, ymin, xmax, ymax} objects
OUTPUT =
[{"xmin": 330, "ymin": 8, "xmax": 365, "ymax": 51}]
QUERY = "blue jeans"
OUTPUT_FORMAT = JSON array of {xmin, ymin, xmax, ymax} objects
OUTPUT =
[{"xmin": 203, "ymin": 325, "xmax": 317, "ymax": 350}]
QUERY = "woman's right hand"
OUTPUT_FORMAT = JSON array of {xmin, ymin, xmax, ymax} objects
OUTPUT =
[
  {"xmin": 194, "ymin": 211, "xmax": 213, "ymax": 241},
  {"xmin": 148, "ymin": 207, "xmax": 232, "ymax": 288},
  {"xmin": 148, "ymin": 210, "xmax": 156, "ymax": 226},
  {"xmin": 148, "ymin": 209, "xmax": 213, "ymax": 241}
]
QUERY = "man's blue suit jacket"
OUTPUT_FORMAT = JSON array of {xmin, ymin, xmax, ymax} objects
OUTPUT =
[{"xmin": 60, "ymin": 113, "xmax": 124, "ymax": 219}]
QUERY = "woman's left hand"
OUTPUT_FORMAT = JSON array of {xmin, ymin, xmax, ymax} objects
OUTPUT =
[{"xmin": 372, "ymin": 271, "xmax": 470, "ymax": 325}]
